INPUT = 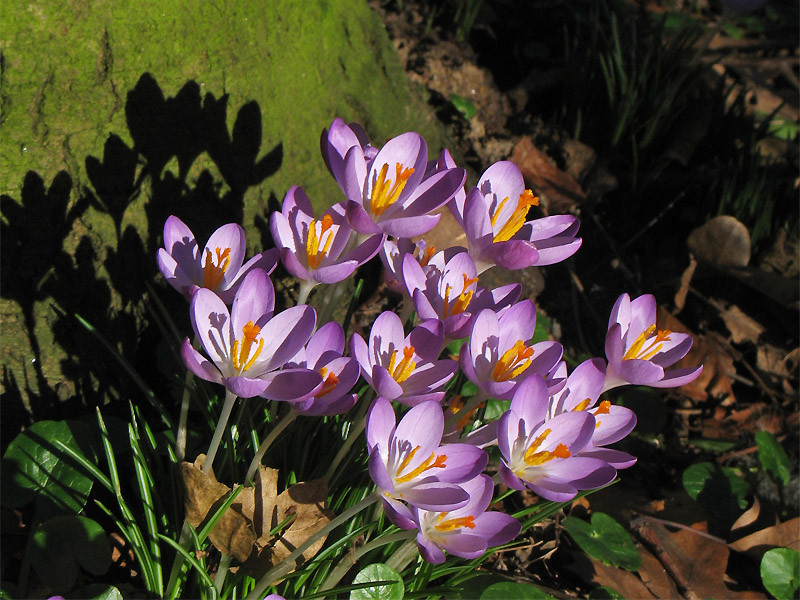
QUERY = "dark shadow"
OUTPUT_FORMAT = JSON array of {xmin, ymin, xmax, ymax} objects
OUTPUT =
[{"xmin": 1, "ymin": 72, "xmax": 284, "ymax": 445}]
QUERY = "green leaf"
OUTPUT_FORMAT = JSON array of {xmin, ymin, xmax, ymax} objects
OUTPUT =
[
  {"xmin": 588, "ymin": 586, "xmax": 625, "ymax": 599},
  {"xmin": 480, "ymin": 581, "xmax": 555, "ymax": 599},
  {"xmin": 761, "ymin": 547, "xmax": 800, "ymax": 600},
  {"xmin": 563, "ymin": 512, "xmax": 641, "ymax": 571},
  {"xmin": 682, "ymin": 461, "xmax": 751, "ymax": 510},
  {"xmin": 1, "ymin": 420, "xmax": 94, "ymax": 518},
  {"xmin": 689, "ymin": 439, "xmax": 736, "ymax": 453},
  {"xmin": 483, "ymin": 399, "xmax": 511, "ymax": 421},
  {"xmin": 350, "ymin": 563, "xmax": 404, "ymax": 600},
  {"xmin": 532, "ymin": 310, "xmax": 553, "ymax": 343},
  {"xmin": 66, "ymin": 584, "xmax": 123, "ymax": 600},
  {"xmin": 755, "ymin": 431, "xmax": 791, "ymax": 487},
  {"xmin": 450, "ymin": 93, "xmax": 477, "ymax": 120},
  {"xmin": 30, "ymin": 515, "xmax": 111, "ymax": 592}
]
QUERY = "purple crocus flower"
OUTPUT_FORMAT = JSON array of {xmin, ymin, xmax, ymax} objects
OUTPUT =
[
  {"xmin": 450, "ymin": 161, "xmax": 581, "ymax": 274},
  {"xmin": 380, "ymin": 236, "xmax": 438, "ymax": 294},
  {"xmin": 603, "ymin": 293, "xmax": 702, "ymax": 393},
  {"xmin": 282, "ymin": 322, "xmax": 359, "ymax": 416},
  {"xmin": 411, "ymin": 474, "xmax": 520, "ymax": 564},
  {"xmin": 403, "ymin": 249, "xmax": 521, "ymax": 340},
  {"xmin": 270, "ymin": 186, "xmax": 383, "ymax": 302},
  {"xmin": 550, "ymin": 358, "xmax": 636, "ymax": 469},
  {"xmin": 366, "ymin": 397, "xmax": 488, "ymax": 529},
  {"xmin": 157, "ymin": 215, "xmax": 278, "ymax": 303},
  {"xmin": 350, "ymin": 311, "xmax": 456, "ymax": 406},
  {"xmin": 181, "ymin": 269, "xmax": 321, "ymax": 400},
  {"xmin": 497, "ymin": 376, "xmax": 616, "ymax": 502},
  {"xmin": 459, "ymin": 301, "xmax": 564, "ymax": 400}
]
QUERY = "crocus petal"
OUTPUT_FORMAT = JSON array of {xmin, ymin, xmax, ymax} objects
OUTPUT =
[
  {"xmin": 509, "ymin": 375, "xmax": 549, "ymax": 426},
  {"xmin": 369, "ymin": 448, "xmax": 395, "ymax": 492},
  {"xmin": 648, "ymin": 365, "xmax": 704, "ymax": 388},
  {"xmin": 439, "ymin": 533, "xmax": 488, "ymax": 559},
  {"xmin": 434, "ymin": 443, "xmax": 488, "ymax": 483},
  {"xmin": 472, "ymin": 512, "xmax": 522, "ymax": 548},
  {"xmin": 416, "ymin": 533, "xmax": 446, "ymax": 564},
  {"xmin": 484, "ymin": 239, "xmax": 540, "ymax": 271},
  {"xmin": 616, "ymin": 359, "xmax": 665, "ymax": 386},
  {"xmin": 579, "ymin": 448, "xmax": 637, "ymax": 469},
  {"xmin": 401, "ymin": 482, "xmax": 469, "ymax": 511},
  {"xmin": 181, "ymin": 339, "xmax": 223, "ymax": 384},
  {"xmin": 225, "ymin": 375, "xmax": 271, "ymax": 399},
  {"xmin": 190, "ymin": 288, "xmax": 231, "ymax": 365},
  {"xmin": 204, "ymin": 223, "xmax": 246, "ymax": 290},
  {"xmin": 394, "ymin": 401, "xmax": 444, "ymax": 456},
  {"xmin": 231, "ymin": 269, "xmax": 275, "ymax": 334},
  {"xmin": 381, "ymin": 214, "xmax": 442, "ymax": 238},
  {"xmin": 366, "ymin": 396, "xmax": 397, "ymax": 453},
  {"xmin": 259, "ymin": 368, "xmax": 324, "ymax": 402},
  {"xmin": 373, "ymin": 366, "xmax": 405, "ymax": 400},
  {"xmin": 252, "ymin": 305, "xmax": 316, "ymax": 373}
]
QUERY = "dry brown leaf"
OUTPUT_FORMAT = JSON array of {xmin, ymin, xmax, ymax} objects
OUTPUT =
[
  {"xmin": 730, "ymin": 518, "xmax": 800, "ymax": 562},
  {"xmin": 565, "ymin": 550, "xmax": 658, "ymax": 599},
  {"xmin": 637, "ymin": 545, "xmax": 681, "ymax": 599},
  {"xmin": 720, "ymin": 304, "xmax": 766, "ymax": 345},
  {"xmin": 687, "ymin": 215, "xmax": 751, "ymax": 269},
  {"xmin": 756, "ymin": 343, "xmax": 793, "ymax": 379},
  {"xmin": 561, "ymin": 138, "xmax": 597, "ymax": 183},
  {"xmin": 658, "ymin": 308, "xmax": 735, "ymax": 403},
  {"xmin": 674, "ymin": 256, "xmax": 698, "ymax": 312},
  {"xmin": 511, "ymin": 137, "xmax": 586, "ymax": 214},
  {"xmin": 181, "ymin": 458, "xmax": 257, "ymax": 562}
]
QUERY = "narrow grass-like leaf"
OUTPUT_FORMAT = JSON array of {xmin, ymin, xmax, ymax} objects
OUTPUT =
[
  {"xmin": 158, "ymin": 533, "xmax": 217, "ymax": 595},
  {"xmin": 197, "ymin": 484, "xmax": 244, "ymax": 544}
]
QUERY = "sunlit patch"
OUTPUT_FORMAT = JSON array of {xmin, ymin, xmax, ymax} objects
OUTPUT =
[
  {"xmin": 203, "ymin": 247, "xmax": 231, "ymax": 290},
  {"xmin": 231, "ymin": 321, "xmax": 264, "ymax": 373},
  {"xmin": 491, "ymin": 189, "xmax": 539, "ymax": 243},
  {"xmin": 622, "ymin": 324, "xmax": 673, "ymax": 361},
  {"xmin": 370, "ymin": 163, "xmax": 415, "ymax": 217},
  {"xmin": 492, "ymin": 340, "xmax": 534, "ymax": 382}
]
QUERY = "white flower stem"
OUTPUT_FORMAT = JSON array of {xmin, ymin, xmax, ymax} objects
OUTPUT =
[
  {"xmin": 244, "ymin": 491, "xmax": 381, "ymax": 600},
  {"xmin": 202, "ymin": 389, "xmax": 238, "ymax": 474},
  {"xmin": 384, "ymin": 538, "xmax": 420, "ymax": 572},
  {"xmin": 175, "ymin": 335, "xmax": 199, "ymax": 462},
  {"xmin": 319, "ymin": 530, "xmax": 416, "ymax": 593},
  {"xmin": 214, "ymin": 552, "xmax": 232, "ymax": 593},
  {"xmin": 244, "ymin": 407, "xmax": 299, "ymax": 484},
  {"xmin": 297, "ymin": 279, "xmax": 316, "ymax": 306}
]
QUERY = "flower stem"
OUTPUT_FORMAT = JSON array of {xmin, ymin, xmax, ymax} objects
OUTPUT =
[
  {"xmin": 385, "ymin": 538, "xmax": 420, "ymax": 572},
  {"xmin": 214, "ymin": 552, "xmax": 232, "ymax": 593},
  {"xmin": 319, "ymin": 530, "xmax": 416, "ymax": 592},
  {"xmin": 297, "ymin": 279, "xmax": 317, "ymax": 306},
  {"xmin": 203, "ymin": 389, "xmax": 238, "ymax": 474},
  {"xmin": 245, "ymin": 491, "xmax": 381, "ymax": 600},
  {"xmin": 244, "ymin": 407, "xmax": 299, "ymax": 483},
  {"xmin": 175, "ymin": 335, "xmax": 199, "ymax": 462}
]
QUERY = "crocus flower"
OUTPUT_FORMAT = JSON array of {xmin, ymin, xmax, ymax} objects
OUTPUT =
[
  {"xmin": 270, "ymin": 186, "xmax": 382, "ymax": 302},
  {"xmin": 181, "ymin": 269, "xmax": 321, "ymax": 400},
  {"xmin": 321, "ymin": 120, "xmax": 466, "ymax": 238},
  {"xmin": 603, "ymin": 293, "xmax": 702, "ymax": 393},
  {"xmin": 157, "ymin": 215, "xmax": 278, "ymax": 303},
  {"xmin": 549, "ymin": 358, "xmax": 636, "ymax": 469},
  {"xmin": 497, "ymin": 376, "xmax": 616, "ymax": 502},
  {"xmin": 403, "ymin": 249, "xmax": 520, "ymax": 340},
  {"xmin": 411, "ymin": 474, "xmax": 520, "ymax": 564},
  {"xmin": 350, "ymin": 311, "xmax": 456, "ymax": 406},
  {"xmin": 282, "ymin": 322, "xmax": 359, "ymax": 416},
  {"xmin": 380, "ymin": 236, "xmax": 437, "ymax": 294},
  {"xmin": 450, "ymin": 161, "xmax": 581, "ymax": 274},
  {"xmin": 460, "ymin": 301, "xmax": 564, "ymax": 400},
  {"xmin": 366, "ymin": 397, "xmax": 488, "ymax": 529}
]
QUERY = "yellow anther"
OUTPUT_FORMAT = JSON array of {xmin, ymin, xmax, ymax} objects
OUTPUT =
[
  {"xmin": 396, "ymin": 448, "xmax": 448, "ymax": 483},
  {"xmin": 231, "ymin": 321, "xmax": 264, "ymax": 373},
  {"xmin": 369, "ymin": 163, "xmax": 415, "ymax": 217},
  {"xmin": 387, "ymin": 346, "xmax": 416, "ymax": 384},
  {"xmin": 443, "ymin": 274, "xmax": 478, "ymax": 318},
  {"xmin": 572, "ymin": 398, "xmax": 592, "ymax": 412},
  {"xmin": 523, "ymin": 427, "xmax": 571, "ymax": 466},
  {"xmin": 434, "ymin": 514, "xmax": 476, "ymax": 532},
  {"xmin": 492, "ymin": 340, "xmax": 534, "ymax": 382},
  {"xmin": 306, "ymin": 214, "xmax": 335, "ymax": 270},
  {"xmin": 492, "ymin": 189, "xmax": 539, "ymax": 243},
  {"xmin": 203, "ymin": 247, "xmax": 232, "ymax": 290},
  {"xmin": 622, "ymin": 325, "xmax": 673, "ymax": 361}
]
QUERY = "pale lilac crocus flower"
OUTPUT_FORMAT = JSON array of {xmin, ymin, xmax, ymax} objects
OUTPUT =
[
  {"xmin": 322, "ymin": 123, "xmax": 466, "ymax": 237},
  {"xmin": 157, "ymin": 215, "xmax": 278, "ymax": 303},
  {"xmin": 460, "ymin": 301, "xmax": 564, "ymax": 400},
  {"xmin": 366, "ymin": 397, "xmax": 488, "ymax": 529},
  {"xmin": 411, "ymin": 474, "xmax": 520, "ymax": 564},
  {"xmin": 350, "ymin": 311, "xmax": 456, "ymax": 406},
  {"xmin": 603, "ymin": 293, "xmax": 702, "ymax": 393},
  {"xmin": 550, "ymin": 358, "xmax": 636, "ymax": 469},
  {"xmin": 181, "ymin": 269, "xmax": 321, "ymax": 400},
  {"xmin": 270, "ymin": 186, "xmax": 383, "ymax": 304},
  {"xmin": 403, "ymin": 249, "xmax": 520, "ymax": 340},
  {"xmin": 380, "ymin": 236, "xmax": 437, "ymax": 294},
  {"xmin": 450, "ymin": 161, "xmax": 581, "ymax": 274},
  {"xmin": 282, "ymin": 322, "xmax": 359, "ymax": 416},
  {"xmin": 497, "ymin": 376, "xmax": 616, "ymax": 502}
]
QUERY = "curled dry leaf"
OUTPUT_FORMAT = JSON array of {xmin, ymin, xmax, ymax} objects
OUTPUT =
[
  {"xmin": 181, "ymin": 459, "xmax": 332, "ymax": 574},
  {"xmin": 730, "ymin": 517, "xmax": 800, "ymax": 562},
  {"xmin": 687, "ymin": 215, "xmax": 751, "ymax": 269},
  {"xmin": 511, "ymin": 136, "xmax": 586, "ymax": 214}
]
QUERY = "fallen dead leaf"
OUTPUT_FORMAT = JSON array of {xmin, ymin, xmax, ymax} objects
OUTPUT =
[
  {"xmin": 511, "ymin": 137, "xmax": 586, "ymax": 214},
  {"xmin": 687, "ymin": 215, "xmax": 751, "ymax": 269},
  {"xmin": 720, "ymin": 304, "xmax": 766, "ymax": 345},
  {"xmin": 565, "ymin": 549, "xmax": 658, "ymax": 600},
  {"xmin": 730, "ymin": 518, "xmax": 800, "ymax": 562}
]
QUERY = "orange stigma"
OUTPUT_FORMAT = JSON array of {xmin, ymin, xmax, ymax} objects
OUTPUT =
[
  {"xmin": 203, "ymin": 247, "xmax": 231, "ymax": 290},
  {"xmin": 492, "ymin": 340, "xmax": 534, "ymax": 382},
  {"xmin": 443, "ymin": 274, "xmax": 478, "ymax": 318},
  {"xmin": 623, "ymin": 325, "xmax": 673, "ymax": 361},
  {"xmin": 306, "ymin": 214, "xmax": 335, "ymax": 270},
  {"xmin": 491, "ymin": 189, "xmax": 539, "ymax": 243},
  {"xmin": 369, "ymin": 163, "xmax": 415, "ymax": 217},
  {"xmin": 231, "ymin": 321, "xmax": 264, "ymax": 373},
  {"xmin": 396, "ymin": 446, "xmax": 448, "ymax": 483},
  {"xmin": 434, "ymin": 514, "xmax": 476, "ymax": 532},
  {"xmin": 387, "ymin": 346, "xmax": 416, "ymax": 384},
  {"xmin": 315, "ymin": 366, "xmax": 339, "ymax": 398}
]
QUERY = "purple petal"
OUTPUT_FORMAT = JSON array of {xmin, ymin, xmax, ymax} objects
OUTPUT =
[
  {"xmin": 617, "ymin": 359, "xmax": 666, "ymax": 386},
  {"xmin": 366, "ymin": 396, "xmax": 397, "ymax": 453},
  {"xmin": 231, "ymin": 269, "xmax": 274, "ymax": 335},
  {"xmin": 401, "ymin": 482, "xmax": 468, "ymax": 511},
  {"xmin": 190, "ymin": 288, "xmax": 231, "ymax": 364},
  {"xmin": 435, "ymin": 444, "xmax": 488, "ymax": 483},
  {"xmin": 350, "ymin": 332, "xmax": 373, "ymax": 383},
  {"xmin": 484, "ymin": 239, "xmax": 540, "ymax": 271},
  {"xmin": 472, "ymin": 512, "xmax": 521, "ymax": 548},
  {"xmin": 373, "ymin": 366, "xmax": 405, "ymax": 400},
  {"xmin": 407, "ymin": 319, "xmax": 445, "ymax": 362},
  {"xmin": 381, "ymin": 214, "xmax": 441, "ymax": 238},
  {"xmin": 259, "ymin": 368, "xmax": 324, "ymax": 402},
  {"xmin": 416, "ymin": 532, "xmax": 446, "ymax": 564},
  {"xmin": 509, "ymin": 375, "xmax": 549, "ymax": 426},
  {"xmin": 369, "ymin": 447, "xmax": 395, "ymax": 492},
  {"xmin": 225, "ymin": 375, "xmax": 270, "ymax": 398},
  {"xmin": 395, "ymin": 401, "xmax": 444, "ymax": 454},
  {"xmin": 253, "ymin": 305, "xmax": 316, "ymax": 373},
  {"xmin": 204, "ymin": 223, "xmax": 246, "ymax": 290},
  {"xmin": 181, "ymin": 338, "xmax": 223, "ymax": 384},
  {"xmin": 649, "ymin": 365, "xmax": 704, "ymax": 388}
]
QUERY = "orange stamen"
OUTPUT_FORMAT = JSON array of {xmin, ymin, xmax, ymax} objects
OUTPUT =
[
  {"xmin": 315, "ymin": 366, "xmax": 339, "ymax": 398},
  {"xmin": 202, "ymin": 247, "xmax": 231, "ymax": 290},
  {"xmin": 622, "ymin": 325, "xmax": 673, "ymax": 361},
  {"xmin": 369, "ymin": 163, "xmax": 415, "ymax": 217},
  {"xmin": 523, "ymin": 428, "xmax": 571, "ymax": 465},
  {"xmin": 231, "ymin": 321, "xmax": 264, "ymax": 372},
  {"xmin": 492, "ymin": 340, "xmax": 534, "ymax": 382},
  {"xmin": 492, "ymin": 189, "xmax": 539, "ymax": 243},
  {"xmin": 434, "ymin": 514, "xmax": 476, "ymax": 532},
  {"xmin": 443, "ymin": 274, "xmax": 478, "ymax": 318},
  {"xmin": 396, "ymin": 448, "xmax": 448, "ymax": 483},
  {"xmin": 387, "ymin": 346, "xmax": 416, "ymax": 384},
  {"xmin": 572, "ymin": 398, "xmax": 592, "ymax": 412},
  {"xmin": 306, "ymin": 214, "xmax": 335, "ymax": 270}
]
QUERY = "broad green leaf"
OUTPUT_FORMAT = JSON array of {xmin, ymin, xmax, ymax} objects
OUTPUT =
[
  {"xmin": 588, "ymin": 586, "xmax": 625, "ymax": 599},
  {"xmin": 350, "ymin": 563, "xmax": 404, "ymax": 600},
  {"xmin": 563, "ymin": 512, "xmax": 641, "ymax": 571},
  {"xmin": 682, "ymin": 461, "xmax": 751, "ymax": 510},
  {"xmin": 761, "ymin": 547, "xmax": 800, "ymax": 600},
  {"xmin": 450, "ymin": 93, "xmax": 477, "ymax": 120},
  {"xmin": 30, "ymin": 515, "xmax": 111, "ymax": 592},
  {"xmin": 689, "ymin": 438, "xmax": 736, "ymax": 453},
  {"xmin": 66, "ymin": 584, "xmax": 123, "ymax": 600},
  {"xmin": 755, "ymin": 431, "xmax": 791, "ymax": 487},
  {"xmin": 483, "ymin": 399, "xmax": 511, "ymax": 421},
  {"xmin": 1, "ymin": 420, "xmax": 94, "ymax": 518},
  {"xmin": 532, "ymin": 310, "xmax": 553, "ymax": 343},
  {"xmin": 480, "ymin": 581, "xmax": 555, "ymax": 599}
]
